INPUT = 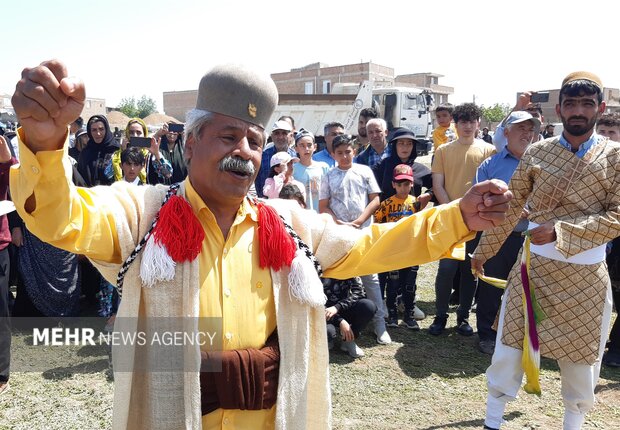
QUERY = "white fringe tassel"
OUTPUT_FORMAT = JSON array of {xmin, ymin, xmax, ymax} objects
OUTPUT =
[
  {"xmin": 140, "ymin": 237, "xmax": 176, "ymax": 287},
  {"xmin": 287, "ymin": 250, "xmax": 326, "ymax": 308}
]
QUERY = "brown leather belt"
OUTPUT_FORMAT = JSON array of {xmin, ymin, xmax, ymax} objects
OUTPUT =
[{"xmin": 200, "ymin": 331, "xmax": 279, "ymax": 415}]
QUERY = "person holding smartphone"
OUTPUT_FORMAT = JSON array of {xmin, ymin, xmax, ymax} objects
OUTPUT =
[
  {"xmin": 150, "ymin": 121, "xmax": 187, "ymax": 184},
  {"xmin": 107, "ymin": 118, "xmax": 172, "ymax": 184},
  {"xmin": 492, "ymin": 93, "xmax": 545, "ymax": 152}
]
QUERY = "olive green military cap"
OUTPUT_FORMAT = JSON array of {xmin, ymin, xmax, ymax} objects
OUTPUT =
[{"xmin": 196, "ymin": 64, "xmax": 278, "ymax": 130}]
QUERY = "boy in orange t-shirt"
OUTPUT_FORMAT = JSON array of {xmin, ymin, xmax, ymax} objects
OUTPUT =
[{"xmin": 374, "ymin": 164, "xmax": 420, "ymax": 329}]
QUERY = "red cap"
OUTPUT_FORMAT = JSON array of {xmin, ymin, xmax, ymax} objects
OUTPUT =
[{"xmin": 393, "ymin": 164, "xmax": 413, "ymax": 182}]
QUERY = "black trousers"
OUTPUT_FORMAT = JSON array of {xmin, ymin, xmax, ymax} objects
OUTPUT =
[
  {"xmin": 339, "ymin": 298, "xmax": 377, "ymax": 339},
  {"xmin": 608, "ymin": 287, "xmax": 620, "ymax": 353},
  {"xmin": 0, "ymin": 247, "xmax": 11, "ymax": 382},
  {"xmin": 476, "ymin": 232, "xmax": 523, "ymax": 341},
  {"xmin": 435, "ymin": 237, "xmax": 480, "ymax": 321},
  {"xmin": 386, "ymin": 266, "xmax": 418, "ymax": 312}
]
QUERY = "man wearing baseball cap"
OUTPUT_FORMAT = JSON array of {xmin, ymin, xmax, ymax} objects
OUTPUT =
[
  {"xmin": 472, "ymin": 111, "xmax": 540, "ymax": 356},
  {"xmin": 493, "ymin": 97, "xmax": 545, "ymax": 152},
  {"xmin": 472, "ymin": 72, "xmax": 620, "ymax": 429},
  {"xmin": 9, "ymin": 59, "xmax": 512, "ymax": 429},
  {"xmin": 255, "ymin": 119, "xmax": 296, "ymax": 197}
]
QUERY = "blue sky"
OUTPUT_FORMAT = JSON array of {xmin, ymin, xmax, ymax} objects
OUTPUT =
[{"xmin": 3, "ymin": 0, "xmax": 618, "ymax": 113}]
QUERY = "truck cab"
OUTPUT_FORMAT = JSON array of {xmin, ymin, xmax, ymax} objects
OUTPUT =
[
  {"xmin": 267, "ymin": 81, "xmax": 434, "ymax": 154},
  {"xmin": 371, "ymin": 87, "xmax": 433, "ymax": 154}
]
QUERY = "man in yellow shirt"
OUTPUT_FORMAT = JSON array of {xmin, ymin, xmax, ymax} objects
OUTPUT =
[
  {"xmin": 430, "ymin": 103, "xmax": 496, "ymax": 337},
  {"xmin": 10, "ymin": 59, "xmax": 512, "ymax": 430}
]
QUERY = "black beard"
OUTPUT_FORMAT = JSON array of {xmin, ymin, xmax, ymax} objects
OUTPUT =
[{"xmin": 561, "ymin": 115, "xmax": 597, "ymax": 137}]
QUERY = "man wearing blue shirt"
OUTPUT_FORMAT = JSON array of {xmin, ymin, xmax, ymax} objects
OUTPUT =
[
  {"xmin": 312, "ymin": 122, "xmax": 344, "ymax": 168},
  {"xmin": 355, "ymin": 118, "xmax": 391, "ymax": 167},
  {"xmin": 472, "ymin": 111, "xmax": 540, "ymax": 355},
  {"xmin": 493, "ymin": 96, "xmax": 544, "ymax": 152}
]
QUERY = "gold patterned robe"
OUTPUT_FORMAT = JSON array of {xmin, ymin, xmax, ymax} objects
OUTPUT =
[{"xmin": 473, "ymin": 135, "xmax": 620, "ymax": 364}]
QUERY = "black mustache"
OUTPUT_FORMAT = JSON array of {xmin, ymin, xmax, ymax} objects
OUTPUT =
[{"xmin": 219, "ymin": 156, "xmax": 255, "ymax": 175}]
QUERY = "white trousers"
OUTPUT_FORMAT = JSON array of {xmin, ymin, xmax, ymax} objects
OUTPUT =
[
  {"xmin": 484, "ymin": 280, "xmax": 613, "ymax": 430},
  {"xmin": 361, "ymin": 274, "xmax": 386, "ymax": 328}
]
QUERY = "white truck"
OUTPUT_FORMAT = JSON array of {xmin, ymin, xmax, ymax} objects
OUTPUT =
[{"xmin": 268, "ymin": 81, "xmax": 434, "ymax": 154}]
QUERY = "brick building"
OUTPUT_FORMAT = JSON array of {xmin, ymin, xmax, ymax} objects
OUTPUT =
[
  {"xmin": 161, "ymin": 90, "xmax": 198, "ymax": 125},
  {"xmin": 394, "ymin": 73, "xmax": 453, "ymax": 106},
  {"xmin": 81, "ymin": 97, "xmax": 107, "ymax": 121},
  {"xmin": 162, "ymin": 61, "xmax": 455, "ymax": 122},
  {"xmin": 270, "ymin": 62, "xmax": 395, "ymax": 95}
]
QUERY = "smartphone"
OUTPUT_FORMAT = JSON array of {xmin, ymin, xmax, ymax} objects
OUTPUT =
[
  {"xmin": 129, "ymin": 136, "xmax": 152, "ymax": 148},
  {"xmin": 168, "ymin": 123, "xmax": 184, "ymax": 133},
  {"xmin": 530, "ymin": 92, "xmax": 550, "ymax": 103}
]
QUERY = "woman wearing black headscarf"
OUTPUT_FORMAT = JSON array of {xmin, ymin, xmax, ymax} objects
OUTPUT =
[
  {"xmin": 149, "ymin": 122, "xmax": 187, "ymax": 184},
  {"xmin": 77, "ymin": 115, "xmax": 120, "ymax": 186},
  {"xmin": 372, "ymin": 127, "xmax": 434, "ymax": 203}
]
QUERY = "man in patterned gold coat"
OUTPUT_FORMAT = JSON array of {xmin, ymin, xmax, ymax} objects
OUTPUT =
[{"xmin": 472, "ymin": 71, "xmax": 619, "ymax": 430}]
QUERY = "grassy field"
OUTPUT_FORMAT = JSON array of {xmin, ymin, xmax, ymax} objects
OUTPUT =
[
  {"xmin": 1, "ymin": 260, "xmax": 618, "ymax": 429},
  {"xmin": 330, "ymin": 262, "xmax": 620, "ymax": 430}
]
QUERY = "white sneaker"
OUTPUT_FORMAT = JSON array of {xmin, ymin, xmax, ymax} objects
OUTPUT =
[
  {"xmin": 340, "ymin": 340, "xmax": 365, "ymax": 358},
  {"xmin": 413, "ymin": 305, "xmax": 426, "ymax": 321},
  {"xmin": 375, "ymin": 328, "xmax": 392, "ymax": 345}
]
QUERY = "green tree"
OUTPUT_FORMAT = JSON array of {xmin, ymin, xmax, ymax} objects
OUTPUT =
[
  {"xmin": 117, "ymin": 95, "xmax": 157, "ymax": 118},
  {"xmin": 481, "ymin": 103, "xmax": 511, "ymax": 123},
  {"xmin": 117, "ymin": 97, "xmax": 138, "ymax": 118},
  {"xmin": 136, "ymin": 95, "xmax": 157, "ymax": 118}
]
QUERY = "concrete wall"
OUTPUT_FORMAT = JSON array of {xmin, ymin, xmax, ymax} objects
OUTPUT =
[
  {"xmin": 81, "ymin": 97, "xmax": 107, "ymax": 121},
  {"xmin": 163, "ymin": 90, "xmax": 198, "ymax": 122}
]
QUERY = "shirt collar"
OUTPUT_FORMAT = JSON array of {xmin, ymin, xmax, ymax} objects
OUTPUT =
[
  {"xmin": 499, "ymin": 146, "xmax": 520, "ymax": 161},
  {"xmin": 557, "ymin": 132, "xmax": 601, "ymax": 157},
  {"xmin": 322, "ymin": 149, "xmax": 334, "ymax": 159},
  {"xmin": 183, "ymin": 178, "xmax": 258, "ymax": 223}
]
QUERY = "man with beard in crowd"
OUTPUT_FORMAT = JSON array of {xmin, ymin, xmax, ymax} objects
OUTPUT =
[
  {"xmin": 351, "ymin": 107, "xmax": 378, "ymax": 155},
  {"xmin": 473, "ymin": 72, "xmax": 620, "ymax": 430}
]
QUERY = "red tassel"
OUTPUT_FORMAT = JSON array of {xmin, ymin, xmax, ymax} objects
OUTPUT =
[
  {"xmin": 154, "ymin": 195, "xmax": 205, "ymax": 262},
  {"xmin": 257, "ymin": 203, "xmax": 296, "ymax": 271}
]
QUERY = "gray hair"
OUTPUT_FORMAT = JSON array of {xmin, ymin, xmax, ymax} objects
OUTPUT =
[
  {"xmin": 183, "ymin": 109, "xmax": 215, "ymax": 168},
  {"xmin": 183, "ymin": 108, "xmax": 268, "ymax": 168},
  {"xmin": 185, "ymin": 108, "xmax": 268, "ymax": 143},
  {"xmin": 366, "ymin": 118, "xmax": 387, "ymax": 130},
  {"xmin": 184, "ymin": 108, "xmax": 215, "ymax": 144}
]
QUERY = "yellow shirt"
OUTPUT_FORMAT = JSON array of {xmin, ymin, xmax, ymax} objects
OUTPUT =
[
  {"xmin": 184, "ymin": 182, "xmax": 277, "ymax": 429},
  {"xmin": 10, "ymin": 130, "xmax": 474, "ymax": 429},
  {"xmin": 374, "ymin": 195, "xmax": 417, "ymax": 223},
  {"xmin": 432, "ymin": 139, "xmax": 496, "ymax": 201},
  {"xmin": 111, "ymin": 148, "xmax": 148, "ymax": 183},
  {"xmin": 432, "ymin": 124, "xmax": 457, "ymax": 151},
  {"xmin": 12, "ymin": 129, "xmax": 275, "ymax": 428}
]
